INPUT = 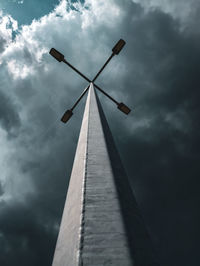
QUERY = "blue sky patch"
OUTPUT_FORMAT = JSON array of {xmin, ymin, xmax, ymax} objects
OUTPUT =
[{"xmin": 0, "ymin": 0, "xmax": 61, "ymax": 25}]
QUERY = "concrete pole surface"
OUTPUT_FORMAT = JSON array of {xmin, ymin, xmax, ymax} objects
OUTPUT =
[{"xmin": 52, "ymin": 83, "xmax": 159, "ymax": 266}]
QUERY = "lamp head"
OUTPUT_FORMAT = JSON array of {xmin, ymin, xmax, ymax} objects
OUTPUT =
[
  {"xmin": 61, "ymin": 110, "xmax": 73, "ymax": 123},
  {"xmin": 112, "ymin": 39, "xmax": 126, "ymax": 55},
  {"xmin": 49, "ymin": 48, "xmax": 64, "ymax": 62},
  {"xmin": 117, "ymin": 102, "xmax": 131, "ymax": 115}
]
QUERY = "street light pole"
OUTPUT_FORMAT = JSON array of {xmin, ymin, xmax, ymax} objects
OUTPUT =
[
  {"xmin": 49, "ymin": 39, "xmax": 131, "ymax": 123},
  {"xmin": 62, "ymin": 57, "xmax": 120, "ymax": 106},
  {"xmin": 60, "ymin": 85, "xmax": 90, "ymax": 123}
]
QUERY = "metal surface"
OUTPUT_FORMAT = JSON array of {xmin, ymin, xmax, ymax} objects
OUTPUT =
[
  {"xmin": 52, "ymin": 84, "xmax": 158, "ymax": 266},
  {"xmin": 52, "ymin": 85, "xmax": 90, "ymax": 266},
  {"xmin": 80, "ymin": 84, "xmax": 133, "ymax": 265}
]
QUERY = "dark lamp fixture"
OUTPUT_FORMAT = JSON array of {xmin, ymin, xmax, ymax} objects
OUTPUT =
[
  {"xmin": 112, "ymin": 39, "xmax": 126, "ymax": 55},
  {"xmin": 61, "ymin": 110, "xmax": 73, "ymax": 123},
  {"xmin": 117, "ymin": 102, "xmax": 131, "ymax": 115},
  {"xmin": 49, "ymin": 48, "xmax": 64, "ymax": 62}
]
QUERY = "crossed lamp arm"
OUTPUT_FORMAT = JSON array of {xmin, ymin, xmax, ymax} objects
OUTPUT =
[{"xmin": 49, "ymin": 39, "xmax": 131, "ymax": 123}]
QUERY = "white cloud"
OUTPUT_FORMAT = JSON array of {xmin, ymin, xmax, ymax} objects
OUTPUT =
[
  {"xmin": 0, "ymin": 0, "xmax": 127, "ymax": 204},
  {"xmin": 1, "ymin": 0, "xmax": 121, "ymax": 78},
  {"xmin": 0, "ymin": 11, "xmax": 18, "ymax": 54},
  {"xmin": 80, "ymin": 0, "xmax": 122, "ymax": 29},
  {"xmin": 7, "ymin": 59, "xmax": 35, "ymax": 79}
]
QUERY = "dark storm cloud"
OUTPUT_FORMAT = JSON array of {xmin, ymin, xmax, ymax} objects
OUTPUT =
[
  {"xmin": 0, "ymin": 90, "xmax": 20, "ymax": 134},
  {"xmin": 0, "ymin": 1, "xmax": 200, "ymax": 266},
  {"xmin": 102, "ymin": 3, "xmax": 200, "ymax": 266},
  {"xmin": 0, "ymin": 200, "xmax": 57, "ymax": 266}
]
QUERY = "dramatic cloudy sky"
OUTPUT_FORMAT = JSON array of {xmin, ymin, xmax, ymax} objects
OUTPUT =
[{"xmin": 0, "ymin": 0, "xmax": 199, "ymax": 265}]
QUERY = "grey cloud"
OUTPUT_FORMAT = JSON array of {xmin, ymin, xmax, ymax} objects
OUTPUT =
[
  {"xmin": 0, "ymin": 36, "xmax": 7, "ymax": 53},
  {"xmin": 0, "ymin": 200, "xmax": 56, "ymax": 266},
  {"xmin": 0, "ymin": 90, "xmax": 20, "ymax": 135},
  {"xmin": 0, "ymin": 181, "xmax": 4, "ymax": 196},
  {"xmin": 102, "ymin": 4, "xmax": 200, "ymax": 266}
]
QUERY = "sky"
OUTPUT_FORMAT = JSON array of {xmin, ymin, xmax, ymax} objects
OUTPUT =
[{"xmin": 0, "ymin": 0, "xmax": 200, "ymax": 265}]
